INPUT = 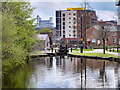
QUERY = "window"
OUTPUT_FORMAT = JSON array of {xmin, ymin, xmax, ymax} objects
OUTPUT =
[
  {"xmin": 63, "ymin": 13, "xmax": 65, "ymax": 16},
  {"xmin": 73, "ymin": 22, "xmax": 76, "ymax": 24},
  {"xmin": 73, "ymin": 39, "xmax": 76, "ymax": 41},
  {"xmin": 69, "ymin": 21, "xmax": 71, "ymax": 23},
  {"xmin": 73, "ymin": 26, "xmax": 76, "ymax": 29},
  {"xmin": 63, "ymin": 31, "xmax": 65, "ymax": 34},
  {"xmin": 78, "ymin": 18, "xmax": 81, "ymax": 20},
  {"xmin": 69, "ymin": 13, "xmax": 71, "ymax": 15},
  {"xmin": 87, "ymin": 39, "xmax": 90, "ymax": 41},
  {"xmin": 69, "ymin": 26, "xmax": 71, "ymax": 28},
  {"xmin": 69, "ymin": 34, "xmax": 71, "ymax": 36},
  {"xmin": 73, "ymin": 30, "xmax": 75, "ymax": 33},
  {"xmin": 63, "ymin": 22, "xmax": 65, "ymax": 25},
  {"xmin": 92, "ymin": 39, "xmax": 96, "ymax": 43},
  {"xmin": 73, "ymin": 17, "xmax": 76, "ymax": 20},
  {"xmin": 63, "ymin": 18, "xmax": 65, "ymax": 21},
  {"xmin": 78, "ymin": 22, "xmax": 80, "ymax": 24},
  {"xmin": 63, "ymin": 26, "xmax": 65, "ymax": 29},
  {"xmin": 78, "ymin": 35, "xmax": 81, "ymax": 37},
  {"xmin": 69, "ymin": 17, "xmax": 71, "ymax": 19},
  {"xmin": 63, "ymin": 35, "xmax": 65, "ymax": 38},
  {"xmin": 73, "ymin": 34, "xmax": 76, "ymax": 37},
  {"xmin": 73, "ymin": 13, "xmax": 76, "ymax": 16},
  {"xmin": 113, "ymin": 38, "xmax": 116, "ymax": 43},
  {"xmin": 113, "ymin": 33, "xmax": 116, "ymax": 36}
]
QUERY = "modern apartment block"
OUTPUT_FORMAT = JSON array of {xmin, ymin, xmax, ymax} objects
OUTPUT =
[{"xmin": 56, "ymin": 7, "xmax": 97, "ymax": 45}]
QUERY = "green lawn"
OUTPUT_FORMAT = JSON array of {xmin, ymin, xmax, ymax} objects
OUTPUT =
[
  {"xmin": 72, "ymin": 53, "xmax": 119, "ymax": 58},
  {"xmin": 72, "ymin": 49, "xmax": 94, "ymax": 51},
  {"xmin": 106, "ymin": 50, "xmax": 120, "ymax": 53},
  {"xmin": 30, "ymin": 51, "xmax": 43, "ymax": 55}
]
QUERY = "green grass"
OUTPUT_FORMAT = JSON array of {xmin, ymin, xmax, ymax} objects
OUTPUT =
[
  {"xmin": 30, "ymin": 51, "xmax": 43, "ymax": 55},
  {"xmin": 72, "ymin": 53, "xmax": 119, "ymax": 58},
  {"xmin": 72, "ymin": 49, "xmax": 94, "ymax": 51},
  {"xmin": 106, "ymin": 50, "xmax": 120, "ymax": 53}
]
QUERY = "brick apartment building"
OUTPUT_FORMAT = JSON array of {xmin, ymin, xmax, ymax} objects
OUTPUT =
[
  {"xmin": 86, "ymin": 21, "xmax": 120, "ymax": 48},
  {"xmin": 56, "ymin": 7, "xmax": 97, "ymax": 46}
]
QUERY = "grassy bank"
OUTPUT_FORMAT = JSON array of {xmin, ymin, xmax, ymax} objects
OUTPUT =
[
  {"xmin": 72, "ymin": 49, "xmax": 94, "ymax": 51},
  {"xmin": 106, "ymin": 50, "xmax": 120, "ymax": 53},
  {"xmin": 30, "ymin": 51, "xmax": 43, "ymax": 55},
  {"xmin": 72, "ymin": 53, "xmax": 118, "ymax": 58}
]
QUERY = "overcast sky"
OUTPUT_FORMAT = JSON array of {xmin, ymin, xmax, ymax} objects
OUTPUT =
[{"xmin": 30, "ymin": 1, "xmax": 118, "ymax": 26}]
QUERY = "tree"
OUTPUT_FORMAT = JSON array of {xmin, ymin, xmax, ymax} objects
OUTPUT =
[
  {"xmin": 2, "ymin": 2, "xmax": 37, "ymax": 73},
  {"xmin": 97, "ymin": 24, "xmax": 111, "ymax": 54},
  {"xmin": 80, "ymin": 1, "xmax": 94, "ymax": 10},
  {"xmin": 80, "ymin": 2, "xmax": 95, "ymax": 49}
]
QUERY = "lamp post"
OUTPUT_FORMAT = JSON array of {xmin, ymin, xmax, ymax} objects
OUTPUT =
[
  {"xmin": 116, "ymin": 0, "xmax": 120, "ymax": 52},
  {"xmin": 80, "ymin": 16, "xmax": 83, "ymax": 53}
]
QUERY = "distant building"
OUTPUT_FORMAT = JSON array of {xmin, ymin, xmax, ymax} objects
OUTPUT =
[
  {"xmin": 86, "ymin": 24, "xmax": 119, "ymax": 48},
  {"xmin": 34, "ymin": 34, "xmax": 50, "ymax": 50},
  {"xmin": 36, "ymin": 15, "xmax": 54, "ymax": 29},
  {"xmin": 56, "ymin": 7, "xmax": 97, "ymax": 44}
]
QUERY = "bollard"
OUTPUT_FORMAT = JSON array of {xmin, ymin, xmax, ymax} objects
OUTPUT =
[
  {"xmin": 117, "ymin": 48, "xmax": 119, "ymax": 52},
  {"xmin": 55, "ymin": 49, "xmax": 56, "ymax": 53},
  {"xmin": 71, "ymin": 47, "xmax": 72, "ymax": 52},
  {"xmin": 113, "ymin": 49, "xmax": 114, "ymax": 52},
  {"xmin": 80, "ymin": 45, "xmax": 83, "ymax": 53},
  {"xmin": 106, "ymin": 46, "xmax": 108, "ymax": 50},
  {"xmin": 110, "ymin": 48, "xmax": 111, "ymax": 52},
  {"xmin": 51, "ymin": 48, "xmax": 53, "ymax": 52}
]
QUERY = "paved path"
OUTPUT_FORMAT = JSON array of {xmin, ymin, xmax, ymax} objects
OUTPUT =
[
  {"xmin": 46, "ymin": 48, "xmax": 120, "ymax": 57},
  {"xmin": 70, "ymin": 49, "xmax": 120, "ymax": 57}
]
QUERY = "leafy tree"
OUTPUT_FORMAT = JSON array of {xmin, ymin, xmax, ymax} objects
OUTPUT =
[
  {"xmin": 97, "ymin": 24, "xmax": 111, "ymax": 54},
  {"xmin": 2, "ymin": 2, "xmax": 37, "ymax": 73}
]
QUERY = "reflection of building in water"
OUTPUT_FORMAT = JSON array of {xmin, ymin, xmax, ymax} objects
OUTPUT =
[
  {"xmin": 44, "ymin": 57, "xmax": 53, "ymax": 69},
  {"xmin": 31, "ymin": 56, "xmax": 120, "ymax": 88},
  {"xmin": 56, "ymin": 56, "xmax": 78, "ymax": 73},
  {"xmin": 118, "ymin": 64, "xmax": 120, "ymax": 88}
]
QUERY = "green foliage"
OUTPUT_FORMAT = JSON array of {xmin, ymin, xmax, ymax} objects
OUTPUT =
[
  {"xmin": 37, "ymin": 28, "xmax": 53, "ymax": 34},
  {"xmin": 2, "ymin": 2, "xmax": 37, "ymax": 74}
]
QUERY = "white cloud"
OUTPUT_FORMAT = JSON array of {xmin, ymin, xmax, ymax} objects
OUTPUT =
[
  {"xmin": 96, "ymin": 10, "xmax": 118, "ymax": 21},
  {"xmin": 30, "ymin": 2, "xmax": 118, "ymax": 27},
  {"xmin": 29, "ymin": 0, "xmax": 115, "ymax": 2},
  {"xmin": 31, "ymin": 2, "xmax": 80, "ymax": 26}
]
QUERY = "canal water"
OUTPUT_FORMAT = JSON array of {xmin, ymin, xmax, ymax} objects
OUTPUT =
[{"xmin": 2, "ymin": 56, "xmax": 120, "ymax": 88}]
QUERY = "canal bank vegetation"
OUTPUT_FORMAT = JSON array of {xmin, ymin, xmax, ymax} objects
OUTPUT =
[
  {"xmin": 72, "ymin": 53, "xmax": 118, "ymax": 58},
  {"xmin": 2, "ymin": 2, "xmax": 37, "ymax": 74},
  {"xmin": 30, "ymin": 51, "xmax": 43, "ymax": 55}
]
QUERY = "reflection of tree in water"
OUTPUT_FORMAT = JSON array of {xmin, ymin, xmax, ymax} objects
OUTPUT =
[
  {"xmin": 81, "ymin": 58, "xmax": 83, "ymax": 88},
  {"xmin": 99, "ymin": 61, "xmax": 108, "ymax": 87},
  {"xmin": 116, "ymin": 63, "xmax": 120, "ymax": 88},
  {"xmin": 2, "ymin": 60, "xmax": 36, "ymax": 88}
]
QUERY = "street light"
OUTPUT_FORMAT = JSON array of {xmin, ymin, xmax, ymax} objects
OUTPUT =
[
  {"xmin": 116, "ymin": 0, "xmax": 120, "ymax": 52},
  {"xmin": 80, "ymin": 16, "xmax": 83, "ymax": 53}
]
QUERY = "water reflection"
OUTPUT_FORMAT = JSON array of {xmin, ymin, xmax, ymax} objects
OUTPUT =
[{"xmin": 2, "ymin": 56, "xmax": 120, "ymax": 88}]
